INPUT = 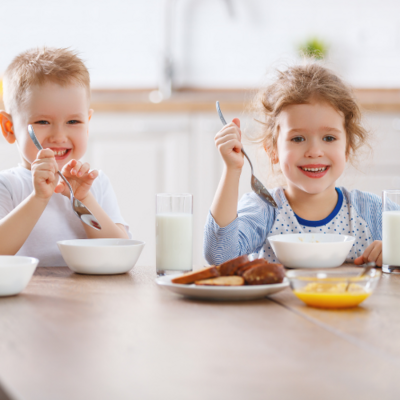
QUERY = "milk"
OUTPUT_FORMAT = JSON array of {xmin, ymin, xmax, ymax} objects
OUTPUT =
[
  {"xmin": 382, "ymin": 211, "xmax": 400, "ymax": 265},
  {"xmin": 156, "ymin": 213, "xmax": 193, "ymax": 272}
]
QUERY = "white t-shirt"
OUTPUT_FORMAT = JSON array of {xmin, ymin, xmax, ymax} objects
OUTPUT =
[{"xmin": 0, "ymin": 166, "xmax": 131, "ymax": 267}]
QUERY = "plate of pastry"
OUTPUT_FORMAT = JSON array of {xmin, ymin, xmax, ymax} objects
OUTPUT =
[{"xmin": 156, "ymin": 255, "xmax": 289, "ymax": 301}]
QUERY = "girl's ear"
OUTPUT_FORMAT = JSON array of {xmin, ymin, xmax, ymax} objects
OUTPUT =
[
  {"xmin": 0, "ymin": 111, "xmax": 15, "ymax": 144},
  {"xmin": 264, "ymin": 143, "xmax": 279, "ymax": 164}
]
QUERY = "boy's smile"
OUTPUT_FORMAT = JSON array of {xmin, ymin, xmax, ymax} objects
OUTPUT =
[{"xmin": 8, "ymin": 81, "xmax": 93, "ymax": 170}]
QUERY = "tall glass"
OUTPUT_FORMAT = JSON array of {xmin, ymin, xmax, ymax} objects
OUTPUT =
[
  {"xmin": 382, "ymin": 190, "xmax": 400, "ymax": 274},
  {"xmin": 156, "ymin": 193, "xmax": 193, "ymax": 276}
]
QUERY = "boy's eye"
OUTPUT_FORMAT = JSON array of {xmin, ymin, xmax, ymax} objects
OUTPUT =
[
  {"xmin": 291, "ymin": 136, "xmax": 305, "ymax": 143},
  {"xmin": 323, "ymin": 135, "xmax": 336, "ymax": 142},
  {"xmin": 67, "ymin": 120, "xmax": 80, "ymax": 124},
  {"xmin": 35, "ymin": 120, "xmax": 49, "ymax": 125}
]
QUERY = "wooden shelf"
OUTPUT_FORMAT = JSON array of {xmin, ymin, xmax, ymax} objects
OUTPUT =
[{"xmin": 1, "ymin": 88, "xmax": 400, "ymax": 113}]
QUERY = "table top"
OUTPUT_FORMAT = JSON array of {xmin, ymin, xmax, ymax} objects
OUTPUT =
[{"xmin": 0, "ymin": 265, "xmax": 400, "ymax": 400}]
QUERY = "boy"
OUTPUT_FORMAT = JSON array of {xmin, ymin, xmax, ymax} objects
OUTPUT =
[{"xmin": 0, "ymin": 47, "xmax": 130, "ymax": 266}]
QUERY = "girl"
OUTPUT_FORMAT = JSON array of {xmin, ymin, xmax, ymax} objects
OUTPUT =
[{"xmin": 204, "ymin": 62, "xmax": 384, "ymax": 267}]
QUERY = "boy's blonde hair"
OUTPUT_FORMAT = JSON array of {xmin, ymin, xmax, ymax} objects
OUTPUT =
[
  {"xmin": 250, "ymin": 62, "xmax": 368, "ymax": 170},
  {"xmin": 3, "ymin": 47, "xmax": 90, "ymax": 114}
]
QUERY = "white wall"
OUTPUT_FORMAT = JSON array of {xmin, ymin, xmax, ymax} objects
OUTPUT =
[{"xmin": 1, "ymin": 0, "xmax": 400, "ymax": 88}]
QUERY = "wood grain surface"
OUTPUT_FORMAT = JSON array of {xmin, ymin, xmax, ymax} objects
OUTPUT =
[{"xmin": 0, "ymin": 265, "xmax": 399, "ymax": 400}]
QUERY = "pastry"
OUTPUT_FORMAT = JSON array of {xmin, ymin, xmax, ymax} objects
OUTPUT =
[
  {"xmin": 235, "ymin": 259, "xmax": 268, "ymax": 276},
  {"xmin": 171, "ymin": 266, "xmax": 219, "ymax": 285},
  {"xmin": 217, "ymin": 254, "xmax": 250, "ymax": 276},
  {"xmin": 242, "ymin": 263, "xmax": 285, "ymax": 285},
  {"xmin": 195, "ymin": 276, "xmax": 245, "ymax": 286}
]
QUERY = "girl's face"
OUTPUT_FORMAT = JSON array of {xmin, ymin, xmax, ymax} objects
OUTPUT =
[{"xmin": 275, "ymin": 100, "xmax": 347, "ymax": 196}]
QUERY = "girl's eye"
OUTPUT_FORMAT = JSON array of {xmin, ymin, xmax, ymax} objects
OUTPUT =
[
  {"xmin": 291, "ymin": 136, "xmax": 305, "ymax": 143},
  {"xmin": 323, "ymin": 135, "xmax": 336, "ymax": 142},
  {"xmin": 35, "ymin": 120, "xmax": 49, "ymax": 125},
  {"xmin": 67, "ymin": 120, "xmax": 80, "ymax": 124}
]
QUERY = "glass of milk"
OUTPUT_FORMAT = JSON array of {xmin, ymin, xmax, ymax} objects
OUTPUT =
[
  {"xmin": 382, "ymin": 190, "xmax": 400, "ymax": 274},
  {"xmin": 156, "ymin": 193, "xmax": 193, "ymax": 276}
]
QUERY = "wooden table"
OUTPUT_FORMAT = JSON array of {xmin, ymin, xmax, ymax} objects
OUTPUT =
[{"xmin": 0, "ymin": 265, "xmax": 399, "ymax": 400}]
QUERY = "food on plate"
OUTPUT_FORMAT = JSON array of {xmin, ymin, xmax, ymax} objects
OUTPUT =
[
  {"xmin": 293, "ymin": 282, "xmax": 371, "ymax": 309},
  {"xmin": 171, "ymin": 266, "xmax": 219, "ymax": 285},
  {"xmin": 171, "ymin": 255, "xmax": 286, "ymax": 287},
  {"xmin": 195, "ymin": 276, "xmax": 245, "ymax": 286},
  {"xmin": 235, "ymin": 259, "xmax": 268, "ymax": 276},
  {"xmin": 242, "ymin": 263, "xmax": 285, "ymax": 285},
  {"xmin": 217, "ymin": 254, "xmax": 249, "ymax": 276}
]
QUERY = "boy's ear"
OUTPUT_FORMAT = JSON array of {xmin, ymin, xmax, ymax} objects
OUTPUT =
[{"xmin": 0, "ymin": 111, "xmax": 15, "ymax": 144}]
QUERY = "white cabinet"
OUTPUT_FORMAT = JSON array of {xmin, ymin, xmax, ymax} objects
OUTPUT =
[
  {"xmin": 86, "ymin": 112, "xmax": 252, "ymax": 267},
  {"xmin": 1, "ymin": 111, "xmax": 399, "ymax": 267}
]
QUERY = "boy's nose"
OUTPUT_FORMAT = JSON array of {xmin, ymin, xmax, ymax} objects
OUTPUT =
[{"xmin": 47, "ymin": 126, "xmax": 67, "ymax": 143}]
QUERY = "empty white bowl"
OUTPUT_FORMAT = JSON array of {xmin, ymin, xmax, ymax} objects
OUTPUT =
[
  {"xmin": 57, "ymin": 239, "xmax": 145, "ymax": 275},
  {"xmin": 268, "ymin": 233, "xmax": 355, "ymax": 268},
  {"xmin": 0, "ymin": 256, "xmax": 38, "ymax": 296}
]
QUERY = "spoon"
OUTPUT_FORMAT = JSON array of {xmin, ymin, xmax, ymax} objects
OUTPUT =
[
  {"xmin": 345, "ymin": 261, "xmax": 375, "ymax": 291},
  {"xmin": 216, "ymin": 101, "xmax": 278, "ymax": 208},
  {"xmin": 27, "ymin": 125, "xmax": 102, "ymax": 231}
]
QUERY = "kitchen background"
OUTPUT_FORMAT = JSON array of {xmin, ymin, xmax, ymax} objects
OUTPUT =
[{"xmin": 1, "ymin": 0, "xmax": 400, "ymax": 266}]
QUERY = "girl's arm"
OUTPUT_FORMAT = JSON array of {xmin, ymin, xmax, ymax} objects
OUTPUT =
[
  {"xmin": 210, "ymin": 118, "xmax": 244, "ymax": 227},
  {"xmin": 204, "ymin": 193, "xmax": 274, "ymax": 265}
]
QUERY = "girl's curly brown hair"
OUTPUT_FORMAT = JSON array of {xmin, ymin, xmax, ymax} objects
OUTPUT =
[{"xmin": 249, "ymin": 62, "xmax": 369, "ymax": 172}]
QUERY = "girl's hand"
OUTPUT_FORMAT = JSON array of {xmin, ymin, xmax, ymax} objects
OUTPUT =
[
  {"xmin": 31, "ymin": 149, "xmax": 59, "ymax": 201},
  {"xmin": 215, "ymin": 118, "xmax": 244, "ymax": 170},
  {"xmin": 56, "ymin": 159, "xmax": 98, "ymax": 202},
  {"xmin": 354, "ymin": 240, "xmax": 382, "ymax": 267}
]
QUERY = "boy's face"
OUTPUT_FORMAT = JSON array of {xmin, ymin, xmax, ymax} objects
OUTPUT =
[
  {"xmin": 275, "ymin": 100, "xmax": 347, "ymax": 196},
  {"xmin": 11, "ymin": 81, "xmax": 92, "ymax": 170}
]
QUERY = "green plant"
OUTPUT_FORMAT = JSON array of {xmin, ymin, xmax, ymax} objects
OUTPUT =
[{"xmin": 298, "ymin": 37, "xmax": 328, "ymax": 60}]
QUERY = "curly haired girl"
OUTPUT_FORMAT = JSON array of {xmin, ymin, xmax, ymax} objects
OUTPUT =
[{"xmin": 204, "ymin": 62, "xmax": 386, "ymax": 267}]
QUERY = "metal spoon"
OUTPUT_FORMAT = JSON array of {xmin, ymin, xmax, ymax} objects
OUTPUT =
[
  {"xmin": 345, "ymin": 261, "xmax": 375, "ymax": 291},
  {"xmin": 216, "ymin": 101, "xmax": 278, "ymax": 208},
  {"xmin": 27, "ymin": 125, "xmax": 102, "ymax": 231}
]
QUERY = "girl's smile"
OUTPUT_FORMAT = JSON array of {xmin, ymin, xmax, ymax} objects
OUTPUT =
[
  {"xmin": 275, "ymin": 99, "xmax": 347, "ymax": 197},
  {"xmin": 298, "ymin": 164, "xmax": 330, "ymax": 178}
]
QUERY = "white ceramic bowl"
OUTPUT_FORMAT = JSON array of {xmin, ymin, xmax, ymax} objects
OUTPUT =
[
  {"xmin": 268, "ymin": 233, "xmax": 355, "ymax": 268},
  {"xmin": 57, "ymin": 239, "xmax": 145, "ymax": 275},
  {"xmin": 0, "ymin": 256, "xmax": 38, "ymax": 296}
]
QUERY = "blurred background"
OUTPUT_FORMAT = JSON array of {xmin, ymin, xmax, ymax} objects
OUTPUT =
[{"xmin": 1, "ymin": 0, "xmax": 400, "ymax": 266}]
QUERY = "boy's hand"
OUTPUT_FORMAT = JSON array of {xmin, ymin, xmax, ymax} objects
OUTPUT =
[
  {"xmin": 215, "ymin": 118, "xmax": 244, "ymax": 170},
  {"xmin": 354, "ymin": 240, "xmax": 382, "ymax": 267},
  {"xmin": 31, "ymin": 149, "xmax": 60, "ymax": 201},
  {"xmin": 56, "ymin": 159, "xmax": 98, "ymax": 202}
]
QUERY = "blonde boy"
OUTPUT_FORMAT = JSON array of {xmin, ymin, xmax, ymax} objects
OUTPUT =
[{"xmin": 0, "ymin": 47, "xmax": 130, "ymax": 266}]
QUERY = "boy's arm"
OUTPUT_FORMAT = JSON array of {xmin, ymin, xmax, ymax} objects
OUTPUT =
[
  {"xmin": 56, "ymin": 161, "xmax": 129, "ymax": 239},
  {"xmin": 0, "ymin": 194, "xmax": 49, "ymax": 255},
  {"xmin": 80, "ymin": 192, "xmax": 129, "ymax": 239},
  {"xmin": 0, "ymin": 149, "xmax": 60, "ymax": 255}
]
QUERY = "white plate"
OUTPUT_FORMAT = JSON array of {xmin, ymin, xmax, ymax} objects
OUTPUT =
[{"xmin": 156, "ymin": 275, "xmax": 289, "ymax": 301}]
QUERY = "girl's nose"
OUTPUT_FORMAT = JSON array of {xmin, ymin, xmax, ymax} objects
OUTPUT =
[{"xmin": 304, "ymin": 141, "xmax": 324, "ymax": 158}]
